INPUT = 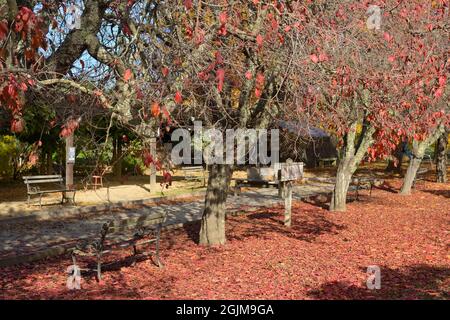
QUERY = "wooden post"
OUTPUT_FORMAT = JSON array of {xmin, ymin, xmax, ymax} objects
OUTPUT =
[
  {"xmin": 149, "ymin": 137, "xmax": 157, "ymax": 188},
  {"xmin": 65, "ymin": 133, "xmax": 75, "ymax": 204},
  {"xmin": 284, "ymin": 181, "xmax": 292, "ymax": 227}
]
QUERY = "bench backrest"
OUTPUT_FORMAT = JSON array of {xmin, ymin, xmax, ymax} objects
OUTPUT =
[
  {"xmin": 101, "ymin": 211, "xmax": 167, "ymax": 238},
  {"xmin": 23, "ymin": 175, "xmax": 64, "ymax": 185}
]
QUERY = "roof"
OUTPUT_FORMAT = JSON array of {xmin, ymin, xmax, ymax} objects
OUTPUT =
[{"xmin": 278, "ymin": 120, "xmax": 329, "ymax": 138}]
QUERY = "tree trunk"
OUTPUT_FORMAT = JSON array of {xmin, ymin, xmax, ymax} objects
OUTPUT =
[
  {"xmin": 330, "ymin": 160, "xmax": 353, "ymax": 212},
  {"xmin": 400, "ymin": 124, "xmax": 446, "ymax": 194},
  {"xmin": 436, "ymin": 132, "xmax": 448, "ymax": 183},
  {"xmin": 400, "ymin": 157, "xmax": 422, "ymax": 195},
  {"xmin": 112, "ymin": 136, "xmax": 122, "ymax": 179},
  {"xmin": 199, "ymin": 164, "xmax": 232, "ymax": 246},
  {"xmin": 329, "ymin": 121, "xmax": 375, "ymax": 212}
]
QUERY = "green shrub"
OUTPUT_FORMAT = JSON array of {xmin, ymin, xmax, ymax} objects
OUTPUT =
[{"xmin": 0, "ymin": 136, "xmax": 20, "ymax": 178}]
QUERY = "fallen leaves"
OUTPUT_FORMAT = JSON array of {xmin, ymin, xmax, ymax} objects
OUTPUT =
[{"xmin": 0, "ymin": 179, "xmax": 448, "ymax": 300}]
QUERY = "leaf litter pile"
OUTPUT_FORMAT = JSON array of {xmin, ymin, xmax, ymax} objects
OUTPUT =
[{"xmin": 0, "ymin": 179, "xmax": 448, "ymax": 299}]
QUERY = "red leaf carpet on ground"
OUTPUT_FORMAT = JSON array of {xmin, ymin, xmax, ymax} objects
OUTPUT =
[{"xmin": 0, "ymin": 179, "xmax": 448, "ymax": 300}]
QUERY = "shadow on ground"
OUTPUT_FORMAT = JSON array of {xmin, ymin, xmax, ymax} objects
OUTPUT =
[{"xmin": 307, "ymin": 264, "xmax": 450, "ymax": 300}]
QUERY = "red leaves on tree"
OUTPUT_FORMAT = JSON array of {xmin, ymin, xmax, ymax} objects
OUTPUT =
[
  {"xmin": 59, "ymin": 119, "xmax": 80, "ymax": 138},
  {"xmin": 162, "ymin": 67, "xmax": 169, "ymax": 77},
  {"xmin": 217, "ymin": 11, "xmax": 228, "ymax": 36},
  {"xmin": 255, "ymin": 72, "xmax": 265, "ymax": 98},
  {"xmin": 215, "ymin": 51, "xmax": 224, "ymax": 65},
  {"xmin": 0, "ymin": 20, "xmax": 8, "ymax": 41},
  {"xmin": 122, "ymin": 23, "xmax": 132, "ymax": 36},
  {"xmin": 10, "ymin": 117, "xmax": 25, "ymax": 133},
  {"xmin": 383, "ymin": 32, "xmax": 393, "ymax": 42},
  {"xmin": 194, "ymin": 27, "xmax": 205, "ymax": 45},
  {"xmin": 216, "ymin": 68, "xmax": 225, "ymax": 92},
  {"xmin": 219, "ymin": 12, "xmax": 228, "ymax": 25},
  {"xmin": 162, "ymin": 170, "xmax": 172, "ymax": 187},
  {"xmin": 245, "ymin": 70, "xmax": 253, "ymax": 80},
  {"xmin": 183, "ymin": 0, "xmax": 193, "ymax": 10},
  {"xmin": 151, "ymin": 102, "xmax": 161, "ymax": 117},
  {"xmin": 174, "ymin": 91, "xmax": 183, "ymax": 104},
  {"xmin": 123, "ymin": 69, "xmax": 133, "ymax": 82},
  {"xmin": 256, "ymin": 34, "xmax": 264, "ymax": 49},
  {"xmin": 142, "ymin": 150, "xmax": 153, "ymax": 167},
  {"xmin": 310, "ymin": 54, "xmax": 319, "ymax": 63}
]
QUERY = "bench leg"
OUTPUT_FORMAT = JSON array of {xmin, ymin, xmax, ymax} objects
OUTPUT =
[
  {"xmin": 155, "ymin": 226, "xmax": 163, "ymax": 268},
  {"xmin": 96, "ymin": 254, "xmax": 102, "ymax": 282},
  {"xmin": 355, "ymin": 183, "xmax": 360, "ymax": 201},
  {"xmin": 39, "ymin": 194, "xmax": 43, "ymax": 208},
  {"xmin": 27, "ymin": 194, "xmax": 30, "ymax": 207}
]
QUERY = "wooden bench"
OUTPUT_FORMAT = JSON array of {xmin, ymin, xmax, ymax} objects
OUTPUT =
[
  {"xmin": 351, "ymin": 176, "xmax": 384, "ymax": 200},
  {"xmin": 182, "ymin": 166, "xmax": 207, "ymax": 186},
  {"xmin": 412, "ymin": 168, "xmax": 428, "ymax": 188},
  {"xmin": 318, "ymin": 157, "xmax": 337, "ymax": 167},
  {"xmin": 23, "ymin": 175, "xmax": 76, "ymax": 208},
  {"xmin": 71, "ymin": 211, "xmax": 167, "ymax": 281}
]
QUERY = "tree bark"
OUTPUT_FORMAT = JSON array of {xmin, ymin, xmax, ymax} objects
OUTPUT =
[
  {"xmin": 400, "ymin": 157, "xmax": 422, "ymax": 195},
  {"xmin": 199, "ymin": 164, "xmax": 232, "ymax": 246},
  {"xmin": 330, "ymin": 160, "xmax": 353, "ymax": 212},
  {"xmin": 329, "ymin": 122, "xmax": 375, "ymax": 212},
  {"xmin": 400, "ymin": 124, "xmax": 446, "ymax": 195},
  {"xmin": 436, "ymin": 131, "xmax": 448, "ymax": 183},
  {"xmin": 112, "ymin": 136, "xmax": 122, "ymax": 179}
]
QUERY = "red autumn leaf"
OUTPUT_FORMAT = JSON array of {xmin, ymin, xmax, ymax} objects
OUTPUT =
[
  {"xmin": 28, "ymin": 151, "xmax": 38, "ymax": 166},
  {"xmin": 59, "ymin": 119, "xmax": 80, "ymax": 138},
  {"xmin": 434, "ymin": 87, "xmax": 443, "ymax": 99},
  {"xmin": 123, "ymin": 23, "xmax": 132, "ymax": 36},
  {"xmin": 245, "ymin": 71, "xmax": 253, "ymax": 80},
  {"xmin": 318, "ymin": 53, "xmax": 329, "ymax": 62},
  {"xmin": 123, "ymin": 69, "xmax": 133, "ymax": 82},
  {"xmin": 216, "ymin": 68, "xmax": 225, "ymax": 92},
  {"xmin": 183, "ymin": 0, "xmax": 193, "ymax": 10},
  {"xmin": 256, "ymin": 34, "xmax": 264, "ymax": 48},
  {"xmin": 215, "ymin": 51, "xmax": 224, "ymax": 65},
  {"xmin": 151, "ymin": 102, "xmax": 161, "ymax": 117},
  {"xmin": 256, "ymin": 72, "xmax": 265, "ymax": 87},
  {"xmin": 0, "ymin": 20, "xmax": 8, "ymax": 41},
  {"xmin": 143, "ymin": 150, "xmax": 153, "ymax": 167},
  {"xmin": 162, "ymin": 67, "xmax": 169, "ymax": 77},
  {"xmin": 174, "ymin": 91, "xmax": 183, "ymax": 104},
  {"xmin": 10, "ymin": 117, "xmax": 25, "ymax": 133},
  {"xmin": 219, "ymin": 12, "xmax": 228, "ymax": 25},
  {"xmin": 310, "ymin": 54, "xmax": 319, "ymax": 63},
  {"xmin": 383, "ymin": 32, "xmax": 393, "ymax": 42},
  {"xmin": 79, "ymin": 59, "xmax": 85, "ymax": 71}
]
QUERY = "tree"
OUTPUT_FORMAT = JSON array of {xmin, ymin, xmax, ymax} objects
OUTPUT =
[
  {"xmin": 1, "ymin": 1, "xmax": 175, "ymax": 180},
  {"xmin": 154, "ymin": 1, "xmax": 296, "ymax": 244},
  {"xmin": 435, "ymin": 130, "xmax": 448, "ymax": 183},
  {"xmin": 285, "ymin": 0, "xmax": 449, "ymax": 208}
]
